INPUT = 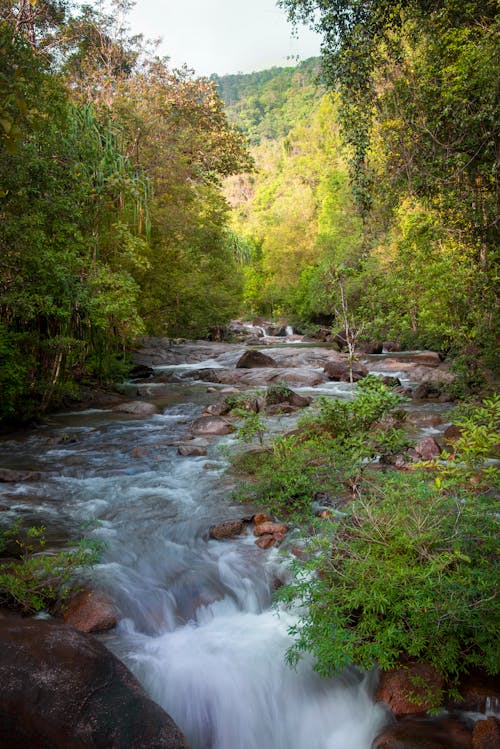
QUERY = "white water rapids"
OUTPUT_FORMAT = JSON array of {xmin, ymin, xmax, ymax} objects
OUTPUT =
[{"xmin": 1, "ymin": 383, "xmax": 389, "ymax": 748}]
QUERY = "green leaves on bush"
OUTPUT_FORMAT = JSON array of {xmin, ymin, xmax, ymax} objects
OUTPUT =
[{"xmin": 0, "ymin": 523, "xmax": 101, "ymax": 614}]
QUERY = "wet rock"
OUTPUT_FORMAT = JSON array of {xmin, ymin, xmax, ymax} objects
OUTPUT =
[
  {"xmin": 0, "ymin": 468, "xmax": 46, "ymax": 483},
  {"xmin": 413, "ymin": 383, "xmax": 443, "ymax": 400},
  {"xmin": 0, "ymin": 504, "xmax": 9, "ymax": 511},
  {"xmin": 203, "ymin": 401, "xmax": 232, "ymax": 417},
  {"xmin": 114, "ymin": 401, "xmax": 159, "ymax": 416},
  {"xmin": 62, "ymin": 590, "xmax": 118, "ymax": 633},
  {"xmin": 265, "ymin": 403, "xmax": 298, "ymax": 415},
  {"xmin": 0, "ymin": 616, "xmax": 191, "ymax": 749},
  {"xmin": 209, "ymin": 519, "xmax": 245, "ymax": 540},
  {"xmin": 190, "ymin": 416, "xmax": 235, "ymax": 436},
  {"xmin": 472, "ymin": 717, "xmax": 500, "ymax": 749},
  {"xmin": 177, "ymin": 445, "xmax": 207, "ymax": 457},
  {"xmin": 323, "ymin": 360, "xmax": 368, "ymax": 382},
  {"xmin": 236, "ymin": 350, "xmax": 277, "ymax": 368},
  {"xmin": 376, "ymin": 662, "xmax": 444, "ymax": 716},
  {"xmin": 360, "ymin": 342, "xmax": 384, "ymax": 354},
  {"xmin": 128, "ymin": 364, "xmax": 155, "ymax": 380},
  {"xmin": 447, "ymin": 670, "xmax": 500, "ymax": 714},
  {"xmin": 255, "ymin": 534, "xmax": 276, "ymax": 549},
  {"xmin": 254, "ymin": 521, "xmax": 288, "ymax": 546},
  {"xmin": 406, "ymin": 412, "xmax": 443, "ymax": 427},
  {"xmin": 373, "ymin": 716, "xmax": 472, "ymax": 749}
]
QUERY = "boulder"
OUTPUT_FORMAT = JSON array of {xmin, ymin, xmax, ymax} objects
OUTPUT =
[
  {"xmin": 324, "ymin": 359, "xmax": 368, "ymax": 382},
  {"xmin": 373, "ymin": 716, "xmax": 472, "ymax": 749},
  {"xmin": 209, "ymin": 519, "xmax": 245, "ymax": 540},
  {"xmin": 177, "ymin": 445, "xmax": 207, "ymax": 457},
  {"xmin": 447, "ymin": 670, "xmax": 500, "ymax": 714},
  {"xmin": 413, "ymin": 436, "xmax": 441, "ymax": 460},
  {"xmin": 472, "ymin": 717, "xmax": 500, "ymax": 749},
  {"xmin": 190, "ymin": 416, "xmax": 235, "ymax": 436},
  {"xmin": 376, "ymin": 662, "xmax": 444, "ymax": 716},
  {"xmin": 383, "ymin": 341, "xmax": 402, "ymax": 352},
  {"xmin": 114, "ymin": 401, "xmax": 159, "ymax": 416},
  {"xmin": 255, "ymin": 534, "xmax": 276, "ymax": 549},
  {"xmin": 235, "ymin": 350, "xmax": 277, "ymax": 368},
  {"xmin": 254, "ymin": 521, "xmax": 288, "ymax": 546},
  {"xmin": 0, "ymin": 468, "xmax": 46, "ymax": 483},
  {"xmin": 406, "ymin": 412, "xmax": 443, "ymax": 428},
  {"xmin": 0, "ymin": 616, "xmax": 190, "ymax": 749},
  {"xmin": 61, "ymin": 590, "xmax": 118, "ymax": 633},
  {"xmin": 360, "ymin": 342, "xmax": 384, "ymax": 355},
  {"xmin": 265, "ymin": 386, "xmax": 311, "ymax": 409},
  {"xmin": 381, "ymin": 376, "xmax": 402, "ymax": 388},
  {"xmin": 128, "ymin": 365, "xmax": 155, "ymax": 380}
]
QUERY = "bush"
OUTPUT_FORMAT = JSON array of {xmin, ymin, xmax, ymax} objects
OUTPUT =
[
  {"xmin": 281, "ymin": 470, "xmax": 500, "ymax": 689},
  {"xmin": 0, "ymin": 523, "xmax": 101, "ymax": 614}
]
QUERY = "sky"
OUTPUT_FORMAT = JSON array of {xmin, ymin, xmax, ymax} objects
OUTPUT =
[{"xmin": 128, "ymin": 0, "xmax": 322, "ymax": 77}]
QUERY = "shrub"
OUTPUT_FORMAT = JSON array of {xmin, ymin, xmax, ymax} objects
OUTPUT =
[
  {"xmin": 0, "ymin": 523, "xmax": 101, "ymax": 614},
  {"xmin": 281, "ymin": 471, "xmax": 500, "ymax": 689}
]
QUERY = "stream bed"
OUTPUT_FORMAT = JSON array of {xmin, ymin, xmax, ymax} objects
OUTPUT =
[{"xmin": 1, "ymin": 343, "xmax": 454, "ymax": 749}]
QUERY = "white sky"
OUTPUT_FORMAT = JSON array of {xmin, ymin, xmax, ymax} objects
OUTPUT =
[{"xmin": 128, "ymin": 0, "xmax": 322, "ymax": 77}]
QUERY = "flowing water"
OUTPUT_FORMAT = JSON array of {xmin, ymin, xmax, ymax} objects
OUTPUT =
[{"xmin": 0, "ymin": 365, "xmax": 393, "ymax": 748}]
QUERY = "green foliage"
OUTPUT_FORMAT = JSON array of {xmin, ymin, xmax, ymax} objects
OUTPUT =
[
  {"xmin": 234, "ymin": 407, "xmax": 266, "ymax": 446},
  {"xmin": 281, "ymin": 470, "xmax": 499, "ymax": 689},
  {"xmin": 232, "ymin": 378, "xmax": 407, "ymax": 520},
  {"xmin": 0, "ymin": 523, "xmax": 100, "ymax": 614}
]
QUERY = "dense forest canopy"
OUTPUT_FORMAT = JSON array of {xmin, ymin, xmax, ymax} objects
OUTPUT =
[
  {"xmin": 0, "ymin": 0, "xmax": 251, "ymax": 423},
  {"xmin": 0, "ymin": 0, "xmax": 498, "ymax": 425}
]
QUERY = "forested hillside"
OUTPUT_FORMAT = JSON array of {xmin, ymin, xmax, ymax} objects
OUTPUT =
[
  {"xmin": 0, "ymin": 0, "xmax": 251, "ymax": 424},
  {"xmin": 219, "ymin": 1, "xmax": 498, "ymax": 381}
]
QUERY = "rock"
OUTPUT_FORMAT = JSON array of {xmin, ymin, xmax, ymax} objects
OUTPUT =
[
  {"xmin": 406, "ymin": 412, "xmax": 443, "ymax": 427},
  {"xmin": 61, "ymin": 590, "xmax": 118, "ymax": 633},
  {"xmin": 255, "ymin": 534, "xmax": 276, "ymax": 549},
  {"xmin": 472, "ymin": 717, "xmax": 500, "ymax": 749},
  {"xmin": 128, "ymin": 365, "xmax": 155, "ymax": 380},
  {"xmin": 324, "ymin": 359, "xmax": 368, "ymax": 382},
  {"xmin": 332, "ymin": 328, "xmax": 358, "ymax": 352},
  {"xmin": 413, "ymin": 383, "xmax": 442, "ymax": 400},
  {"xmin": 448, "ymin": 670, "xmax": 500, "ymax": 714},
  {"xmin": 177, "ymin": 445, "xmax": 207, "ymax": 457},
  {"xmin": 265, "ymin": 403, "xmax": 298, "ymax": 415},
  {"xmin": 236, "ymin": 350, "xmax": 277, "ymax": 368},
  {"xmin": 190, "ymin": 416, "xmax": 235, "ymax": 436},
  {"xmin": 443, "ymin": 424, "xmax": 463, "ymax": 444},
  {"xmin": 254, "ymin": 521, "xmax": 288, "ymax": 546},
  {"xmin": 360, "ymin": 342, "xmax": 384, "ymax": 354},
  {"xmin": 373, "ymin": 716, "xmax": 472, "ymax": 749},
  {"xmin": 0, "ymin": 616, "xmax": 190, "ymax": 749},
  {"xmin": 209, "ymin": 519, "xmax": 245, "ymax": 540},
  {"xmin": 203, "ymin": 401, "xmax": 232, "ymax": 417},
  {"xmin": 0, "ymin": 468, "xmax": 45, "ymax": 483},
  {"xmin": 414, "ymin": 436, "xmax": 441, "ymax": 460},
  {"xmin": 0, "ymin": 504, "xmax": 9, "ymax": 511},
  {"xmin": 376, "ymin": 662, "xmax": 444, "ymax": 716},
  {"xmin": 265, "ymin": 386, "xmax": 311, "ymax": 409},
  {"xmin": 208, "ymin": 325, "xmax": 226, "ymax": 341},
  {"xmin": 381, "ymin": 376, "xmax": 402, "ymax": 388},
  {"xmin": 114, "ymin": 401, "xmax": 159, "ymax": 416},
  {"xmin": 383, "ymin": 341, "xmax": 402, "ymax": 352},
  {"xmin": 253, "ymin": 513, "xmax": 270, "ymax": 525}
]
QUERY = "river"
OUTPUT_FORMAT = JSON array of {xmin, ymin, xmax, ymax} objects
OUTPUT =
[{"xmin": 2, "ymin": 342, "xmax": 435, "ymax": 749}]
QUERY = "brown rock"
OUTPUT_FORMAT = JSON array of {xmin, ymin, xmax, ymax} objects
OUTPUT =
[
  {"xmin": 114, "ymin": 401, "xmax": 159, "ymax": 416},
  {"xmin": 254, "ymin": 521, "xmax": 288, "ymax": 537},
  {"xmin": 253, "ymin": 513, "xmax": 270, "ymax": 525},
  {"xmin": 383, "ymin": 341, "xmax": 402, "ymax": 352},
  {"xmin": 177, "ymin": 445, "xmax": 207, "ymax": 457},
  {"xmin": 255, "ymin": 534, "xmax": 276, "ymax": 549},
  {"xmin": 449, "ymin": 670, "xmax": 500, "ymax": 714},
  {"xmin": 190, "ymin": 416, "xmax": 235, "ymax": 435},
  {"xmin": 376, "ymin": 662, "xmax": 444, "ymax": 716},
  {"xmin": 374, "ymin": 716, "xmax": 472, "ymax": 749},
  {"xmin": 472, "ymin": 717, "xmax": 500, "ymax": 749},
  {"xmin": 236, "ymin": 350, "xmax": 277, "ymax": 368},
  {"xmin": 209, "ymin": 519, "xmax": 245, "ymax": 540},
  {"xmin": 0, "ymin": 616, "xmax": 190, "ymax": 749},
  {"xmin": 324, "ymin": 359, "xmax": 368, "ymax": 382},
  {"xmin": 414, "ymin": 436, "xmax": 441, "ymax": 460},
  {"xmin": 265, "ymin": 386, "xmax": 311, "ymax": 409},
  {"xmin": 443, "ymin": 424, "xmax": 463, "ymax": 444},
  {"xmin": 0, "ymin": 469, "xmax": 45, "ymax": 483},
  {"xmin": 62, "ymin": 590, "xmax": 118, "ymax": 633},
  {"xmin": 406, "ymin": 412, "xmax": 444, "ymax": 428}
]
